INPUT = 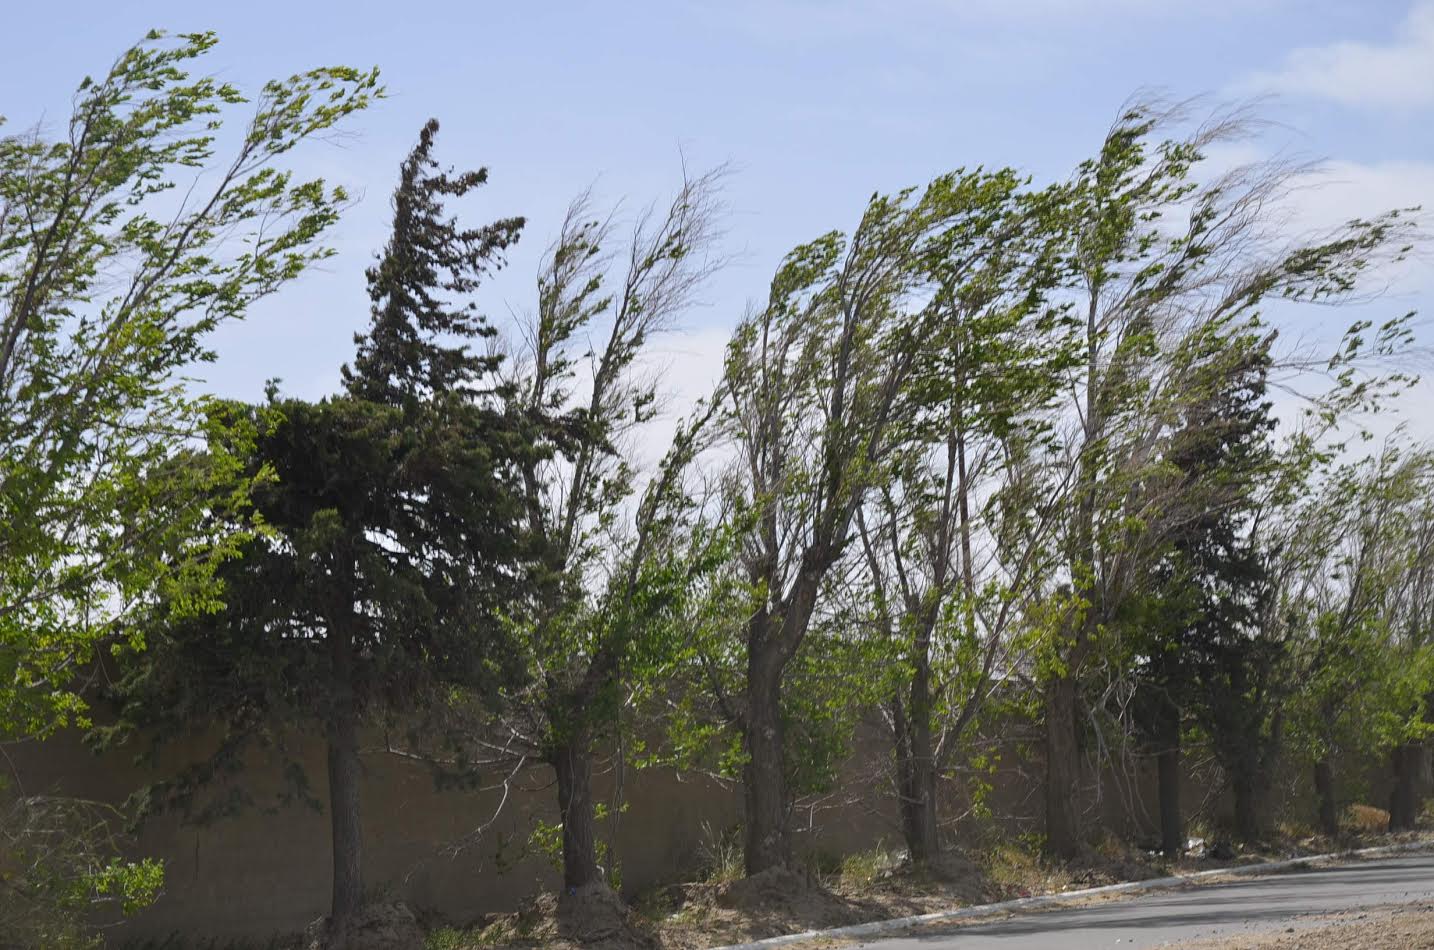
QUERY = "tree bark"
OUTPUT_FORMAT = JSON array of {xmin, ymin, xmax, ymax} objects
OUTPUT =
[
  {"xmin": 1156, "ymin": 708, "xmax": 1183, "ymax": 855},
  {"xmin": 1388, "ymin": 744, "xmax": 1421, "ymax": 831},
  {"xmin": 743, "ymin": 647, "xmax": 791, "ymax": 875},
  {"xmin": 1231, "ymin": 769, "xmax": 1265, "ymax": 843},
  {"xmin": 892, "ymin": 697, "xmax": 940, "ymax": 864},
  {"xmin": 326, "ymin": 627, "xmax": 363, "ymax": 936},
  {"xmin": 1044, "ymin": 674, "xmax": 1082, "ymax": 860},
  {"xmin": 1313, "ymin": 759, "xmax": 1339, "ymax": 837},
  {"xmin": 553, "ymin": 738, "xmax": 604, "ymax": 892}
]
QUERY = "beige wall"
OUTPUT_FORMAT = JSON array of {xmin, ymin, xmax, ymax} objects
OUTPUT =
[
  {"xmin": 14, "ymin": 721, "xmax": 1378, "ymax": 943},
  {"xmin": 7, "ymin": 729, "xmax": 895, "ymax": 942}
]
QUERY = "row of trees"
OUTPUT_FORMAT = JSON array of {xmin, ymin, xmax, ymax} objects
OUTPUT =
[{"xmin": 3, "ymin": 34, "xmax": 1429, "ymax": 946}]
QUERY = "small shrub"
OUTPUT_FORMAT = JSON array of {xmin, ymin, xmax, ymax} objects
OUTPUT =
[
  {"xmin": 983, "ymin": 841, "xmax": 1037, "ymax": 885},
  {"xmin": 424, "ymin": 927, "xmax": 479, "ymax": 950},
  {"xmin": 1092, "ymin": 828, "xmax": 1127, "ymax": 861},
  {"xmin": 803, "ymin": 847, "xmax": 844, "ymax": 878},
  {"xmin": 837, "ymin": 845, "xmax": 902, "ymax": 889},
  {"xmin": 2, "ymin": 793, "xmax": 164, "ymax": 950},
  {"xmin": 1276, "ymin": 818, "xmax": 1314, "ymax": 840},
  {"xmin": 117, "ymin": 937, "xmax": 297, "ymax": 949},
  {"xmin": 1421, "ymin": 798, "xmax": 1434, "ymax": 826}
]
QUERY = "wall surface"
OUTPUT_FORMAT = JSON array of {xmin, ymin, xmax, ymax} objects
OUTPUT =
[
  {"xmin": 9, "ymin": 721, "xmax": 1400, "ymax": 943},
  {"xmin": 6, "ymin": 728, "xmax": 890, "ymax": 941}
]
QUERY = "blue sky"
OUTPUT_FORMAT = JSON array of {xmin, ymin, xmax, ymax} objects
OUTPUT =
[{"xmin": 3, "ymin": 0, "xmax": 1430, "ymax": 433}]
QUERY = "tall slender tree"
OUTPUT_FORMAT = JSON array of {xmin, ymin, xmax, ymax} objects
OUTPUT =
[
  {"xmin": 492, "ymin": 174, "xmax": 725, "ymax": 916},
  {"xmin": 0, "ymin": 32, "xmax": 375, "ymax": 945},
  {"xmin": 853, "ymin": 173, "xmax": 1074, "ymax": 865},
  {"xmin": 1142, "ymin": 326, "xmax": 1277, "ymax": 847},
  {"xmin": 707, "ymin": 175, "xmax": 1001, "ymax": 875}
]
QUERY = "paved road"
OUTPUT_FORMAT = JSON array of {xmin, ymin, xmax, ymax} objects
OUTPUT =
[{"xmin": 851, "ymin": 853, "xmax": 1434, "ymax": 949}]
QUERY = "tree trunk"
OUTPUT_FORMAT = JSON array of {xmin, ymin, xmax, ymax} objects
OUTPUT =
[
  {"xmin": 553, "ymin": 738, "xmax": 604, "ymax": 892},
  {"xmin": 892, "ymin": 698, "xmax": 939, "ymax": 864},
  {"xmin": 1044, "ymin": 675, "xmax": 1081, "ymax": 861},
  {"xmin": 1314, "ymin": 759, "xmax": 1339, "ymax": 837},
  {"xmin": 1156, "ymin": 709, "xmax": 1183, "ymax": 855},
  {"xmin": 326, "ymin": 628, "xmax": 363, "ymax": 936},
  {"xmin": 1389, "ymin": 745, "xmax": 1420, "ymax": 831},
  {"xmin": 743, "ymin": 648, "xmax": 791, "ymax": 875},
  {"xmin": 1231, "ymin": 768, "xmax": 1265, "ymax": 843}
]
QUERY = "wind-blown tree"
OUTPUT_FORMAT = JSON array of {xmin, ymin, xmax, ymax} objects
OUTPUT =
[
  {"xmin": 0, "ymin": 32, "xmax": 375, "ymax": 943},
  {"xmin": 703, "ymin": 177, "xmax": 992, "ymax": 876},
  {"xmin": 851, "ymin": 172, "xmax": 1075, "ymax": 865},
  {"xmin": 103, "ymin": 121, "xmax": 535, "ymax": 942},
  {"xmin": 0, "ymin": 30, "xmax": 377, "ymax": 742},
  {"xmin": 1382, "ymin": 461, "xmax": 1434, "ymax": 830},
  {"xmin": 431, "ymin": 174, "xmax": 726, "ymax": 920},
  {"xmin": 1283, "ymin": 442, "xmax": 1434, "ymax": 836},
  {"xmin": 1376, "ymin": 453, "xmax": 1434, "ymax": 832},
  {"xmin": 1039, "ymin": 100, "xmax": 1419, "ymax": 859}
]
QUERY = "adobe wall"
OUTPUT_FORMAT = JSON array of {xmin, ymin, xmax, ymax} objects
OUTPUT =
[
  {"xmin": 6, "ymin": 729, "xmax": 892, "ymax": 941},
  {"xmin": 7, "ymin": 722, "xmax": 1399, "ymax": 942}
]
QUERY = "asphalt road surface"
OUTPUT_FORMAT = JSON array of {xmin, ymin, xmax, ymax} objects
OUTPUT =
[{"xmin": 849, "ymin": 853, "xmax": 1434, "ymax": 949}]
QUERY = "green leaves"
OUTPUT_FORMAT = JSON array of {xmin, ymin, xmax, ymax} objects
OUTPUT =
[
  {"xmin": 104, "ymin": 123, "xmax": 539, "ymax": 826},
  {"xmin": 1283, "ymin": 442, "xmax": 1434, "ymax": 767},
  {"xmin": 1, "ymin": 32, "xmax": 378, "ymax": 741},
  {"xmin": 1, "ymin": 792, "xmax": 166, "ymax": 945}
]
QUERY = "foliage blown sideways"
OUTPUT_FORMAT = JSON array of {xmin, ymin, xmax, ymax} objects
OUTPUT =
[
  {"xmin": 3, "ymin": 33, "xmax": 1432, "ymax": 950},
  {"xmin": 1, "ymin": 30, "xmax": 379, "ymax": 944}
]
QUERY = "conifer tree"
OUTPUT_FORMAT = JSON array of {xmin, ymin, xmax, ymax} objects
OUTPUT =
[{"xmin": 105, "ymin": 121, "xmax": 535, "ymax": 942}]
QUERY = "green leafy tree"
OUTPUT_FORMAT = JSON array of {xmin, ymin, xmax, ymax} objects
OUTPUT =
[
  {"xmin": 700, "ymin": 175, "xmax": 999, "ymax": 876},
  {"xmin": 0, "ymin": 29, "xmax": 377, "ymax": 741},
  {"xmin": 850, "ymin": 171, "xmax": 1075, "ymax": 864},
  {"xmin": 0, "ymin": 31, "xmax": 375, "ymax": 946},
  {"xmin": 440, "ymin": 174, "xmax": 727, "ymax": 922},
  {"xmin": 1039, "ymin": 100, "xmax": 1418, "ymax": 858},
  {"xmin": 1283, "ymin": 442, "xmax": 1434, "ymax": 835}
]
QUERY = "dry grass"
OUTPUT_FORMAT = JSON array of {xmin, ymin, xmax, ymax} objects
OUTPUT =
[
  {"xmin": 1346, "ymin": 804, "xmax": 1392, "ymax": 835},
  {"xmin": 424, "ymin": 827, "xmax": 1432, "ymax": 950}
]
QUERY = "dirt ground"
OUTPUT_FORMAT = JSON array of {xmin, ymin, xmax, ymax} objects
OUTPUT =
[
  {"xmin": 1174, "ymin": 903, "xmax": 1434, "ymax": 949},
  {"xmin": 431, "ymin": 847, "xmax": 1172, "ymax": 948},
  {"xmin": 426, "ymin": 831, "xmax": 1434, "ymax": 950}
]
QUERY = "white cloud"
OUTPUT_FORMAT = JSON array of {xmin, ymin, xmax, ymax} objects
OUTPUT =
[
  {"xmin": 1257, "ymin": 158, "xmax": 1434, "ymax": 300},
  {"xmin": 1292, "ymin": 159, "xmax": 1434, "ymax": 235},
  {"xmin": 1241, "ymin": 1, "xmax": 1434, "ymax": 109}
]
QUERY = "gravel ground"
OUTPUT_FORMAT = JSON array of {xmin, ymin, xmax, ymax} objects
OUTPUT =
[{"xmin": 1174, "ymin": 902, "xmax": 1434, "ymax": 948}]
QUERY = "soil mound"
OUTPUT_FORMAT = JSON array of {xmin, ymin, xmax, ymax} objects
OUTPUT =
[
  {"xmin": 304, "ymin": 901, "xmax": 425, "ymax": 950},
  {"xmin": 558, "ymin": 883, "xmax": 658, "ymax": 950},
  {"xmin": 468, "ymin": 887, "xmax": 656, "ymax": 950}
]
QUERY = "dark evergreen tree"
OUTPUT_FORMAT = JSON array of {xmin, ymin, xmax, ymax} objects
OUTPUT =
[
  {"xmin": 1140, "ymin": 325, "xmax": 1280, "ymax": 847},
  {"xmin": 100, "ymin": 121, "xmax": 537, "ymax": 943},
  {"xmin": 343, "ymin": 118, "xmax": 523, "ymax": 405}
]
